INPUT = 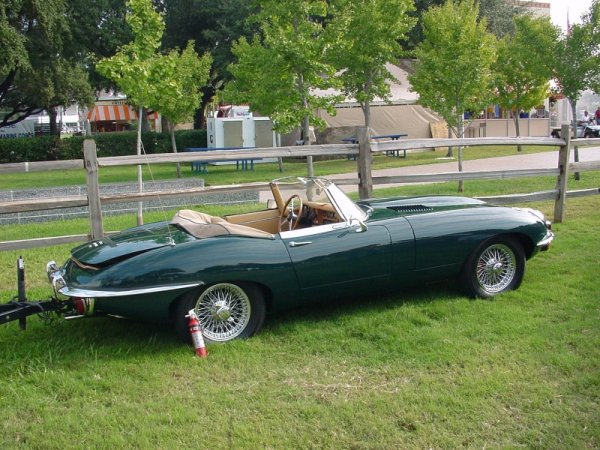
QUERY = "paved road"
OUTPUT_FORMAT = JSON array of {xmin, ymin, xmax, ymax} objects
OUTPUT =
[
  {"xmin": 333, "ymin": 146, "xmax": 600, "ymax": 182},
  {"xmin": 264, "ymin": 147, "xmax": 600, "ymax": 201}
]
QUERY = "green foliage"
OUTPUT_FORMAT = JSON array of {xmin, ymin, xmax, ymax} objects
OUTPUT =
[
  {"xmin": 0, "ymin": 130, "xmax": 207, "ymax": 163},
  {"xmin": 478, "ymin": 0, "xmax": 520, "ymax": 37},
  {"xmin": 97, "ymin": 0, "xmax": 212, "ymax": 132},
  {"xmin": 410, "ymin": 0, "xmax": 496, "ymax": 136},
  {"xmin": 554, "ymin": 1, "xmax": 600, "ymax": 110},
  {"xmin": 0, "ymin": 0, "xmax": 94, "ymax": 129},
  {"xmin": 225, "ymin": 0, "xmax": 340, "ymax": 134},
  {"xmin": 154, "ymin": 42, "xmax": 212, "ymax": 126},
  {"xmin": 494, "ymin": 15, "xmax": 559, "ymax": 121},
  {"xmin": 326, "ymin": 0, "xmax": 416, "ymax": 127},
  {"xmin": 96, "ymin": 0, "xmax": 167, "ymax": 110},
  {"xmin": 162, "ymin": 0, "xmax": 259, "ymax": 125}
]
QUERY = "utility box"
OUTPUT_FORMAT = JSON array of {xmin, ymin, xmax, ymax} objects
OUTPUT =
[
  {"xmin": 207, "ymin": 116, "xmax": 277, "ymax": 149},
  {"xmin": 206, "ymin": 117, "xmax": 277, "ymax": 164}
]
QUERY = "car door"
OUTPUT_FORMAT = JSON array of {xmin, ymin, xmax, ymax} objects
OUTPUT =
[{"xmin": 281, "ymin": 222, "xmax": 393, "ymax": 300}]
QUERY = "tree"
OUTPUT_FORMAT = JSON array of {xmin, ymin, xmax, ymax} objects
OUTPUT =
[
  {"xmin": 152, "ymin": 42, "xmax": 212, "ymax": 177},
  {"xmin": 478, "ymin": 0, "xmax": 520, "ymax": 38},
  {"xmin": 64, "ymin": 0, "xmax": 132, "ymax": 90},
  {"xmin": 326, "ymin": 0, "xmax": 415, "ymax": 198},
  {"xmin": 225, "ymin": 0, "xmax": 340, "ymax": 176},
  {"xmin": 409, "ymin": 0, "xmax": 496, "ymax": 191},
  {"xmin": 553, "ymin": 0, "xmax": 600, "ymax": 134},
  {"xmin": 97, "ymin": 0, "xmax": 211, "ymax": 222},
  {"xmin": 0, "ymin": 0, "xmax": 94, "ymax": 131},
  {"xmin": 162, "ymin": 0, "xmax": 258, "ymax": 128},
  {"xmin": 494, "ymin": 15, "xmax": 559, "ymax": 151}
]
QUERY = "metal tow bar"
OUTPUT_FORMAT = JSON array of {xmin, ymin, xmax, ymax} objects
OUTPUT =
[{"xmin": 0, "ymin": 257, "xmax": 71, "ymax": 328}]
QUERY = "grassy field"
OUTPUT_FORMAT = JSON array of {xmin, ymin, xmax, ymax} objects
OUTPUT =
[{"xmin": 0, "ymin": 150, "xmax": 599, "ymax": 448}]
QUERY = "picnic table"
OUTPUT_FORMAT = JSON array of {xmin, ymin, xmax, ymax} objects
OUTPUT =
[
  {"xmin": 185, "ymin": 147, "xmax": 258, "ymax": 173},
  {"xmin": 342, "ymin": 133, "xmax": 408, "ymax": 159}
]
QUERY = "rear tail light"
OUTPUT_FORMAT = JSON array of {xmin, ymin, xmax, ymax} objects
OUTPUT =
[{"xmin": 73, "ymin": 297, "xmax": 96, "ymax": 316}]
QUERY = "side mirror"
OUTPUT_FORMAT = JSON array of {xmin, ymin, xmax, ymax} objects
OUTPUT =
[{"xmin": 266, "ymin": 199, "xmax": 278, "ymax": 210}]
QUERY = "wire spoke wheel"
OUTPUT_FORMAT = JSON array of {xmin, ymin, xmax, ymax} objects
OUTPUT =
[
  {"xmin": 194, "ymin": 283, "xmax": 252, "ymax": 342},
  {"xmin": 476, "ymin": 244, "xmax": 516, "ymax": 293},
  {"xmin": 461, "ymin": 236, "xmax": 525, "ymax": 299}
]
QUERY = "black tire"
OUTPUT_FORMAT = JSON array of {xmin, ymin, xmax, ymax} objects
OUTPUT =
[
  {"xmin": 174, "ymin": 282, "xmax": 266, "ymax": 343},
  {"xmin": 585, "ymin": 132, "xmax": 594, "ymax": 138},
  {"xmin": 460, "ymin": 236, "xmax": 525, "ymax": 299}
]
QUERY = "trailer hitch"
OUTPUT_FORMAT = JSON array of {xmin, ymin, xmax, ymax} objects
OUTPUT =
[{"xmin": 0, "ymin": 257, "xmax": 73, "ymax": 328}]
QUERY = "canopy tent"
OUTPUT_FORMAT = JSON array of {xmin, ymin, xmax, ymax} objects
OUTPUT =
[
  {"xmin": 317, "ymin": 104, "xmax": 442, "ymax": 140},
  {"xmin": 311, "ymin": 62, "xmax": 444, "ymax": 143}
]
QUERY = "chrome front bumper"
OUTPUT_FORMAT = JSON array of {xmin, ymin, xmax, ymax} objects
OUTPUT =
[{"xmin": 537, "ymin": 230, "xmax": 554, "ymax": 251}]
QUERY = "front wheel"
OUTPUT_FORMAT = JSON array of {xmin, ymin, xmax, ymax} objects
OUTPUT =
[
  {"xmin": 174, "ymin": 282, "xmax": 266, "ymax": 343},
  {"xmin": 460, "ymin": 236, "xmax": 525, "ymax": 299}
]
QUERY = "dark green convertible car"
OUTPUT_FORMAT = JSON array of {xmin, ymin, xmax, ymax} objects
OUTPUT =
[{"xmin": 39, "ymin": 176, "xmax": 553, "ymax": 343}]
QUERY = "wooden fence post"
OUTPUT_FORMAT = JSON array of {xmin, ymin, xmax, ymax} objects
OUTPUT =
[
  {"xmin": 357, "ymin": 127, "xmax": 373, "ymax": 199},
  {"xmin": 84, "ymin": 139, "xmax": 104, "ymax": 239},
  {"xmin": 553, "ymin": 124, "xmax": 571, "ymax": 223}
]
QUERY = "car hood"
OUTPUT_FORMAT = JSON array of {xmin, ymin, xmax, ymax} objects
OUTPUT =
[
  {"xmin": 359, "ymin": 195, "xmax": 487, "ymax": 218},
  {"xmin": 70, "ymin": 221, "xmax": 195, "ymax": 266}
]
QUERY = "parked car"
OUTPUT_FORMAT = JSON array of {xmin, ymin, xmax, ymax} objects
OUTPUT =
[{"xmin": 3, "ymin": 177, "xmax": 554, "ymax": 343}]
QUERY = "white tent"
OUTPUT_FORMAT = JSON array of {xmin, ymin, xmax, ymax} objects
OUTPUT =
[{"xmin": 312, "ymin": 62, "xmax": 443, "ymax": 143}]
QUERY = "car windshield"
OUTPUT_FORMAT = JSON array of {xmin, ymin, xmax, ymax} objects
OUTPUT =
[{"xmin": 272, "ymin": 177, "xmax": 367, "ymax": 223}]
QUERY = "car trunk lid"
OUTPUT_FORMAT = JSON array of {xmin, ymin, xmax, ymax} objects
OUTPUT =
[{"xmin": 70, "ymin": 222, "xmax": 195, "ymax": 266}]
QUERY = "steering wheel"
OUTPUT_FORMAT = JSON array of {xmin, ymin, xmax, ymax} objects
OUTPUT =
[{"xmin": 278, "ymin": 195, "xmax": 303, "ymax": 232}]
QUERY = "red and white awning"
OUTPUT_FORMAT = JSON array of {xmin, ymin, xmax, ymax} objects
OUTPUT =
[
  {"xmin": 87, "ymin": 104, "xmax": 136, "ymax": 122},
  {"xmin": 87, "ymin": 105, "xmax": 161, "ymax": 122}
]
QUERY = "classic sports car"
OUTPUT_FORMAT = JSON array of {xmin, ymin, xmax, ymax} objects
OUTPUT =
[{"xmin": 4, "ymin": 177, "xmax": 554, "ymax": 344}]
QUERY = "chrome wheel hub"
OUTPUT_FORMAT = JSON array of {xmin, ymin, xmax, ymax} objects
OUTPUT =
[
  {"xmin": 194, "ymin": 283, "xmax": 251, "ymax": 341},
  {"xmin": 476, "ymin": 244, "xmax": 516, "ymax": 293},
  {"xmin": 211, "ymin": 300, "xmax": 231, "ymax": 321}
]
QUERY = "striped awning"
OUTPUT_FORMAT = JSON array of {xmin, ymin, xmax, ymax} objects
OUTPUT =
[
  {"xmin": 87, "ymin": 105, "xmax": 160, "ymax": 122},
  {"xmin": 87, "ymin": 104, "xmax": 136, "ymax": 122}
]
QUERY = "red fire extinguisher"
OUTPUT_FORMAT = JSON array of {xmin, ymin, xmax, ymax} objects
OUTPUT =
[{"xmin": 186, "ymin": 309, "xmax": 208, "ymax": 358}]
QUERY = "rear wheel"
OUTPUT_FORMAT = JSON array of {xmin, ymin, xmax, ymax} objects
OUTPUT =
[
  {"xmin": 174, "ymin": 282, "xmax": 266, "ymax": 343},
  {"xmin": 460, "ymin": 236, "xmax": 525, "ymax": 298}
]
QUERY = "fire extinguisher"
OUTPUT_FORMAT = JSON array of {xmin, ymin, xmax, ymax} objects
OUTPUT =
[{"xmin": 186, "ymin": 309, "xmax": 208, "ymax": 358}]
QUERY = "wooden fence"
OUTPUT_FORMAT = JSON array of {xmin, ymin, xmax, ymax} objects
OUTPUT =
[{"xmin": 1, "ymin": 125, "xmax": 599, "ymax": 251}]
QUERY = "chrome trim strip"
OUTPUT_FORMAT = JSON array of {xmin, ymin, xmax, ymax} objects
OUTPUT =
[
  {"xmin": 537, "ymin": 231, "xmax": 555, "ymax": 248},
  {"xmin": 57, "ymin": 282, "xmax": 203, "ymax": 298}
]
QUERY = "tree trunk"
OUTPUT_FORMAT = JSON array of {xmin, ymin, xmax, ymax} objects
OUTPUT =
[
  {"xmin": 514, "ymin": 112, "xmax": 523, "ymax": 152},
  {"xmin": 302, "ymin": 114, "xmax": 314, "ymax": 177},
  {"xmin": 168, "ymin": 119, "xmax": 181, "ymax": 178},
  {"xmin": 136, "ymin": 106, "xmax": 144, "ymax": 226},
  {"xmin": 569, "ymin": 98, "xmax": 577, "ymax": 140},
  {"xmin": 49, "ymin": 107, "xmax": 59, "ymax": 136},
  {"xmin": 457, "ymin": 114, "xmax": 464, "ymax": 192},
  {"xmin": 446, "ymin": 125, "xmax": 454, "ymax": 158}
]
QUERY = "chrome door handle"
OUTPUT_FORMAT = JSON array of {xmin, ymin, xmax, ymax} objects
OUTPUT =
[{"xmin": 289, "ymin": 241, "xmax": 312, "ymax": 247}]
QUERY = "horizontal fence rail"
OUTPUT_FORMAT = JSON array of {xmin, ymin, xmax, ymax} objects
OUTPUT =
[{"xmin": 1, "ymin": 125, "xmax": 599, "ymax": 251}]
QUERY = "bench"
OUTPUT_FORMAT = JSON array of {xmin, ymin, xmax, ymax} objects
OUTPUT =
[{"xmin": 184, "ymin": 147, "xmax": 259, "ymax": 173}]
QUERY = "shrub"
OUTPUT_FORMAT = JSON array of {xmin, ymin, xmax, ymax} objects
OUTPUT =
[{"xmin": 0, "ymin": 130, "xmax": 207, "ymax": 163}]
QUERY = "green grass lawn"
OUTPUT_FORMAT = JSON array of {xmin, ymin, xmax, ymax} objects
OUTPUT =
[{"xmin": 0, "ymin": 149, "xmax": 598, "ymax": 448}]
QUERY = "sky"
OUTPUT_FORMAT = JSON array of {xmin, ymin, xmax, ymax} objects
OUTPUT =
[{"xmin": 550, "ymin": 0, "xmax": 594, "ymax": 31}]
